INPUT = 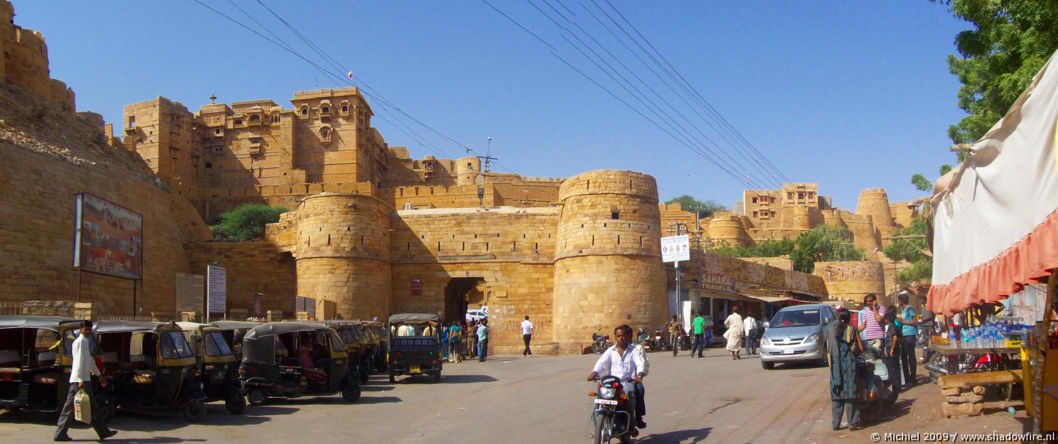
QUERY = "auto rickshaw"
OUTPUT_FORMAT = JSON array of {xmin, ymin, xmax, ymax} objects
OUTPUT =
[
  {"xmin": 0, "ymin": 316, "xmax": 112, "ymax": 417},
  {"xmin": 209, "ymin": 320, "xmax": 259, "ymax": 361},
  {"xmin": 370, "ymin": 321, "xmax": 389, "ymax": 372},
  {"xmin": 387, "ymin": 313, "xmax": 444, "ymax": 383},
  {"xmin": 239, "ymin": 322, "xmax": 360, "ymax": 405},
  {"xmin": 93, "ymin": 320, "xmax": 207, "ymax": 421},
  {"xmin": 177, "ymin": 322, "xmax": 245, "ymax": 414},
  {"xmin": 321, "ymin": 320, "xmax": 367, "ymax": 384}
]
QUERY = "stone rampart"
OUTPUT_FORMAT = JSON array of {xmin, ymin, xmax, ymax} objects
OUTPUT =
[
  {"xmin": 292, "ymin": 193, "xmax": 392, "ymax": 320},
  {"xmin": 553, "ymin": 170, "xmax": 665, "ymax": 354},
  {"xmin": 187, "ymin": 241, "xmax": 296, "ymax": 318},
  {"xmin": 0, "ymin": 1, "xmax": 74, "ymax": 112},
  {"xmin": 813, "ymin": 261, "xmax": 886, "ymax": 304}
]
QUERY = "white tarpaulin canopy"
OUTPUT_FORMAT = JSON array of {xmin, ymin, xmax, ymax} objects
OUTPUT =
[{"xmin": 929, "ymin": 49, "xmax": 1058, "ymax": 315}]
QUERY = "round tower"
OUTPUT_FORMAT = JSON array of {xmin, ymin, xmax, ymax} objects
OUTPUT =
[
  {"xmin": 294, "ymin": 193, "xmax": 392, "ymax": 320},
  {"xmin": 707, "ymin": 215, "xmax": 750, "ymax": 247},
  {"xmin": 552, "ymin": 170, "xmax": 666, "ymax": 354},
  {"xmin": 454, "ymin": 156, "xmax": 482, "ymax": 185},
  {"xmin": 856, "ymin": 188, "xmax": 895, "ymax": 229}
]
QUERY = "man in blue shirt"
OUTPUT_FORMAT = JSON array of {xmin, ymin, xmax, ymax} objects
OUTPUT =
[{"xmin": 896, "ymin": 293, "xmax": 918, "ymax": 388}]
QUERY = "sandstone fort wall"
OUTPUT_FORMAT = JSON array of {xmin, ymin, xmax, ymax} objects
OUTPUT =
[
  {"xmin": 553, "ymin": 171, "xmax": 665, "ymax": 354},
  {"xmin": 813, "ymin": 261, "xmax": 886, "ymax": 304},
  {"xmin": 186, "ymin": 241, "xmax": 297, "ymax": 317}
]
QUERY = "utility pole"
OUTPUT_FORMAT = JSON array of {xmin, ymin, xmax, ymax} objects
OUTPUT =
[
  {"xmin": 675, "ymin": 222, "xmax": 683, "ymax": 328},
  {"xmin": 695, "ymin": 210, "xmax": 702, "ymax": 316}
]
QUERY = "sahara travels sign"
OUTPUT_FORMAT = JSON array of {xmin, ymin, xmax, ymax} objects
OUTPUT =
[
  {"xmin": 700, "ymin": 272, "xmax": 735, "ymax": 292},
  {"xmin": 73, "ymin": 194, "xmax": 143, "ymax": 279}
]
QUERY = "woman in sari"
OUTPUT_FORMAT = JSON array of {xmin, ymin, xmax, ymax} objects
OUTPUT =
[{"xmin": 828, "ymin": 309, "xmax": 862, "ymax": 431}]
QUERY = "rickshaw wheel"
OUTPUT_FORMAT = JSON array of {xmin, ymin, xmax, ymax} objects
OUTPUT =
[
  {"xmin": 359, "ymin": 365, "xmax": 369, "ymax": 384},
  {"xmin": 225, "ymin": 389, "xmax": 247, "ymax": 414},
  {"xmin": 247, "ymin": 388, "xmax": 267, "ymax": 406},
  {"xmin": 182, "ymin": 399, "xmax": 205, "ymax": 422},
  {"xmin": 341, "ymin": 383, "xmax": 361, "ymax": 403},
  {"xmin": 433, "ymin": 371, "xmax": 441, "ymax": 383},
  {"xmin": 388, "ymin": 370, "xmax": 396, "ymax": 384}
]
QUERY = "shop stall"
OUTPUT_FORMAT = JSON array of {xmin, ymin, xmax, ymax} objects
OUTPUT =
[{"xmin": 928, "ymin": 48, "xmax": 1058, "ymax": 431}]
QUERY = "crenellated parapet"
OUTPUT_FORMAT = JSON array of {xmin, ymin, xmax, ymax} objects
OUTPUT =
[{"xmin": 0, "ymin": 1, "xmax": 75, "ymax": 113}]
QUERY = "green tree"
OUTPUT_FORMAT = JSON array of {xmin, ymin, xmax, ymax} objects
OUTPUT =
[
  {"xmin": 882, "ymin": 218, "xmax": 933, "ymax": 284},
  {"xmin": 664, "ymin": 195, "xmax": 726, "ymax": 217},
  {"xmin": 708, "ymin": 237, "xmax": 794, "ymax": 258},
  {"xmin": 911, "ymin": 174, "xmax": 933, "ymax": 192},
  {"xmin": 934, "ymin": 0, "xmax": 1058, "ymax": 144},
  {"xmin": 210, "ymin": 204, "xmax": 290, "ymax": 241},
  {"xmin": 788, "ymin": 225, "xmax": 865, "ymax": 274}
]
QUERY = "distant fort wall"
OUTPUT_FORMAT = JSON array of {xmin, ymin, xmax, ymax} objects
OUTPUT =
[
  {"xmin": 813, "ymin": 261, "xmax": 887, "ymax": 304},
  {"xmin": 0, "ymin": 1, "xmax": 74, "ymax": 112}
]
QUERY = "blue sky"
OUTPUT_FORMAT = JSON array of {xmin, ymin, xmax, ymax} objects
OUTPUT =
[{"xmin": 13, "ymin": 1, "xmax": 972, "ymax": 211}]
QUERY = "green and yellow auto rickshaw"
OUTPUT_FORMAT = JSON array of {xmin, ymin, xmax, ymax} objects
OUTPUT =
[
  {"xmin": 93, "ymin": 321, "xmax": 207, "ymax": 421},
  {"xmin": 178, "ymin": 322, "xmax": 245, "ymax": 414},
  {"xmin": 368, "ymin": 321, "xmax": 389, "ymax": 372},
  {"xmin": 321, "ymin": 320, "xmax": 367, "ymax": 384},
  {"xmin": 239, "ymin": 322, "xmax": 360, "ymax": 405},
  {"xmin": 0, "ymin": 316, "xmax": 112, "ymax": 417}
]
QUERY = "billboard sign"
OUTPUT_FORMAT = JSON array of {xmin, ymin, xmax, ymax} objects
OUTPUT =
[
  {"xmin": 206, "ymin": 265, "xmax": 227, "ymax": 316},
  {"xmin": 73, "ymin": 194, "xmax": 142, "ymax": 279},
  {"xmin": 660, "ymin": 235, "xmax": 690, "ymax": 263},
  {"xmin": 175, "ymin": 273, "xmax": 204, "ymax": 313}
]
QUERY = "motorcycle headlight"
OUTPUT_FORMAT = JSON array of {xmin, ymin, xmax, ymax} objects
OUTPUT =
[
  {"xmin": 761, "ymin": 337, "xmax": 771, "ymax": 346},
  {"xmin": 804, "ymin": 333, "xmax": 819, "ymax": 345},
  {"xmin": 599, "ymin": 386, "xmax": 616, "ymax": 399}
]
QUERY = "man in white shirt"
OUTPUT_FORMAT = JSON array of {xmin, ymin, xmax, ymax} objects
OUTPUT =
[
  {"xmin": 587, "ymin": 324, "xmax": 646, "ymax": 430},
  {"xmin": 54, "ymin": 321, "xmax": 117, "ymax": 442},
  {"xmin": 521, "ymin": 315, "xmax": 534, "ymax": 358},
  {"xmin": 743, "ymin": 313, "xmax": 759, "ymax": 355}
]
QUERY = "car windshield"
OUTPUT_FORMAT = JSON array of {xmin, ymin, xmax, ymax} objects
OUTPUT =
[
  {"xmin": 770, "ymin": 309, "xmax": 820, "ymax": 328},
  {"xmin": 160, "ymin": 331, "xmax": 194, "ymax": 359},
  {"xmin": 204, "ymin": 332, "xmax": 232, "ymax": 357}
]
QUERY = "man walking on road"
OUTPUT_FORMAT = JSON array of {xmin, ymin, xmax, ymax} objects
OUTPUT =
[
  {"xmin": 54, "ymin": 321, "xmax": 117, "ymax": 442},
  {"xmin": 666, "ymin": 315, "xmax": 683, "ymax": 357},
  {"xmin": 521, "ymin": 315, "xmax": 534, "ymax": 358},
  {"xmin": 897, "ymin": 292, "xmax": 918, "ymax": 388},
  {"xmin": 691, "ymin": 311, "xmax": 706, "ymax": 358},
  {"xmin": 743, "ymin": 312, "xmax": 759, "ymax": 355},
  {"xmin": 477, "ymin": 320, "xmax": 490, "ymax": 361}
]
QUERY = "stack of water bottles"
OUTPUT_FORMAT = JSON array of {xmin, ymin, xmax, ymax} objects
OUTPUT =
[{"xmin": 954, "ymin": 316, "xmax": 1029, "ymax": 349}]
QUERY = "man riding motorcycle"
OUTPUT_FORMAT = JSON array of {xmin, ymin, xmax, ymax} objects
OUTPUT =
[{"xmin": 587, "ymin": 324, "xmax": 647, "ymax": 430}]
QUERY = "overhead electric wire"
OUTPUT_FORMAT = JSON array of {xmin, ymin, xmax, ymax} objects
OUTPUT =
[
  {"xmin": 483, "ymin": 0, "xmax": 792, "ymax": 189},
  {"xmin": 498, "ymin": 0, "xmax": 765, "ymax": 189},
  {"xmin": 539, "ymin": 0, "xmax": 768, "ymax": 188},
  {"xmin": 597, "ymin": 0, "xmax": 792, "ymax": 185}
]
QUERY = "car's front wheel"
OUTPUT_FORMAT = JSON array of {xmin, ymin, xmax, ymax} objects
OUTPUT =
[{"xmin": 761, "ymin": 360, "xmax": 774, "ymax": 370}]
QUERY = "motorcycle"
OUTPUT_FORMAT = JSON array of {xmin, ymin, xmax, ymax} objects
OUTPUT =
[
  {"xmin": 652, "ymin": 328, "xmax": 665, "ymax": 351},
  {"xmin": 636, "ymin": 328, "xmax": 651, "ymax": 351},
  {"xmin": 591, "ymin": 333, "xmax": 612, "ymax": 355},
  {"xmin": 857, "ymin": 350, "xmax": 897, "ymax": 418},
  {"xmin": 589, "ymin": 375, "xmax": 637, "ymax": 443}
]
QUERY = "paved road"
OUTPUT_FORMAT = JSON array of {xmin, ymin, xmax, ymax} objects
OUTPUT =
[{"xmin": 1, "ymin": 347, "xmax": 1026, "ymax": 443}]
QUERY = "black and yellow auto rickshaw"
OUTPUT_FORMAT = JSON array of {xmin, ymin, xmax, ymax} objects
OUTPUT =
[
  {"xmin": 0, "ymin": 316, "xmax": 112, "ymax": 417},
  {"xmin": 178, "ymin": 322, "xmax": 245, "ymax": 414},
  {"xmin": 321, "ymin": 320, "xmax": 367, "ymax": 384},
  {"xmin": 239, "ymin": 322, "xmax": 360, "ymax": 405},
  {"xmin": 209, "ymin": 320, "xmax": 259, "ymax": 361},
  {"xmin": 93, "ymin": 320, "xmax": 207, "ymax": 421},
  {"xmin": 369, "ymin": 321, "xmax": 389, "ymax": 372},
  {"xmin": 387, "ymin": 313, "xmax": 443, "ymax": 383}
]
